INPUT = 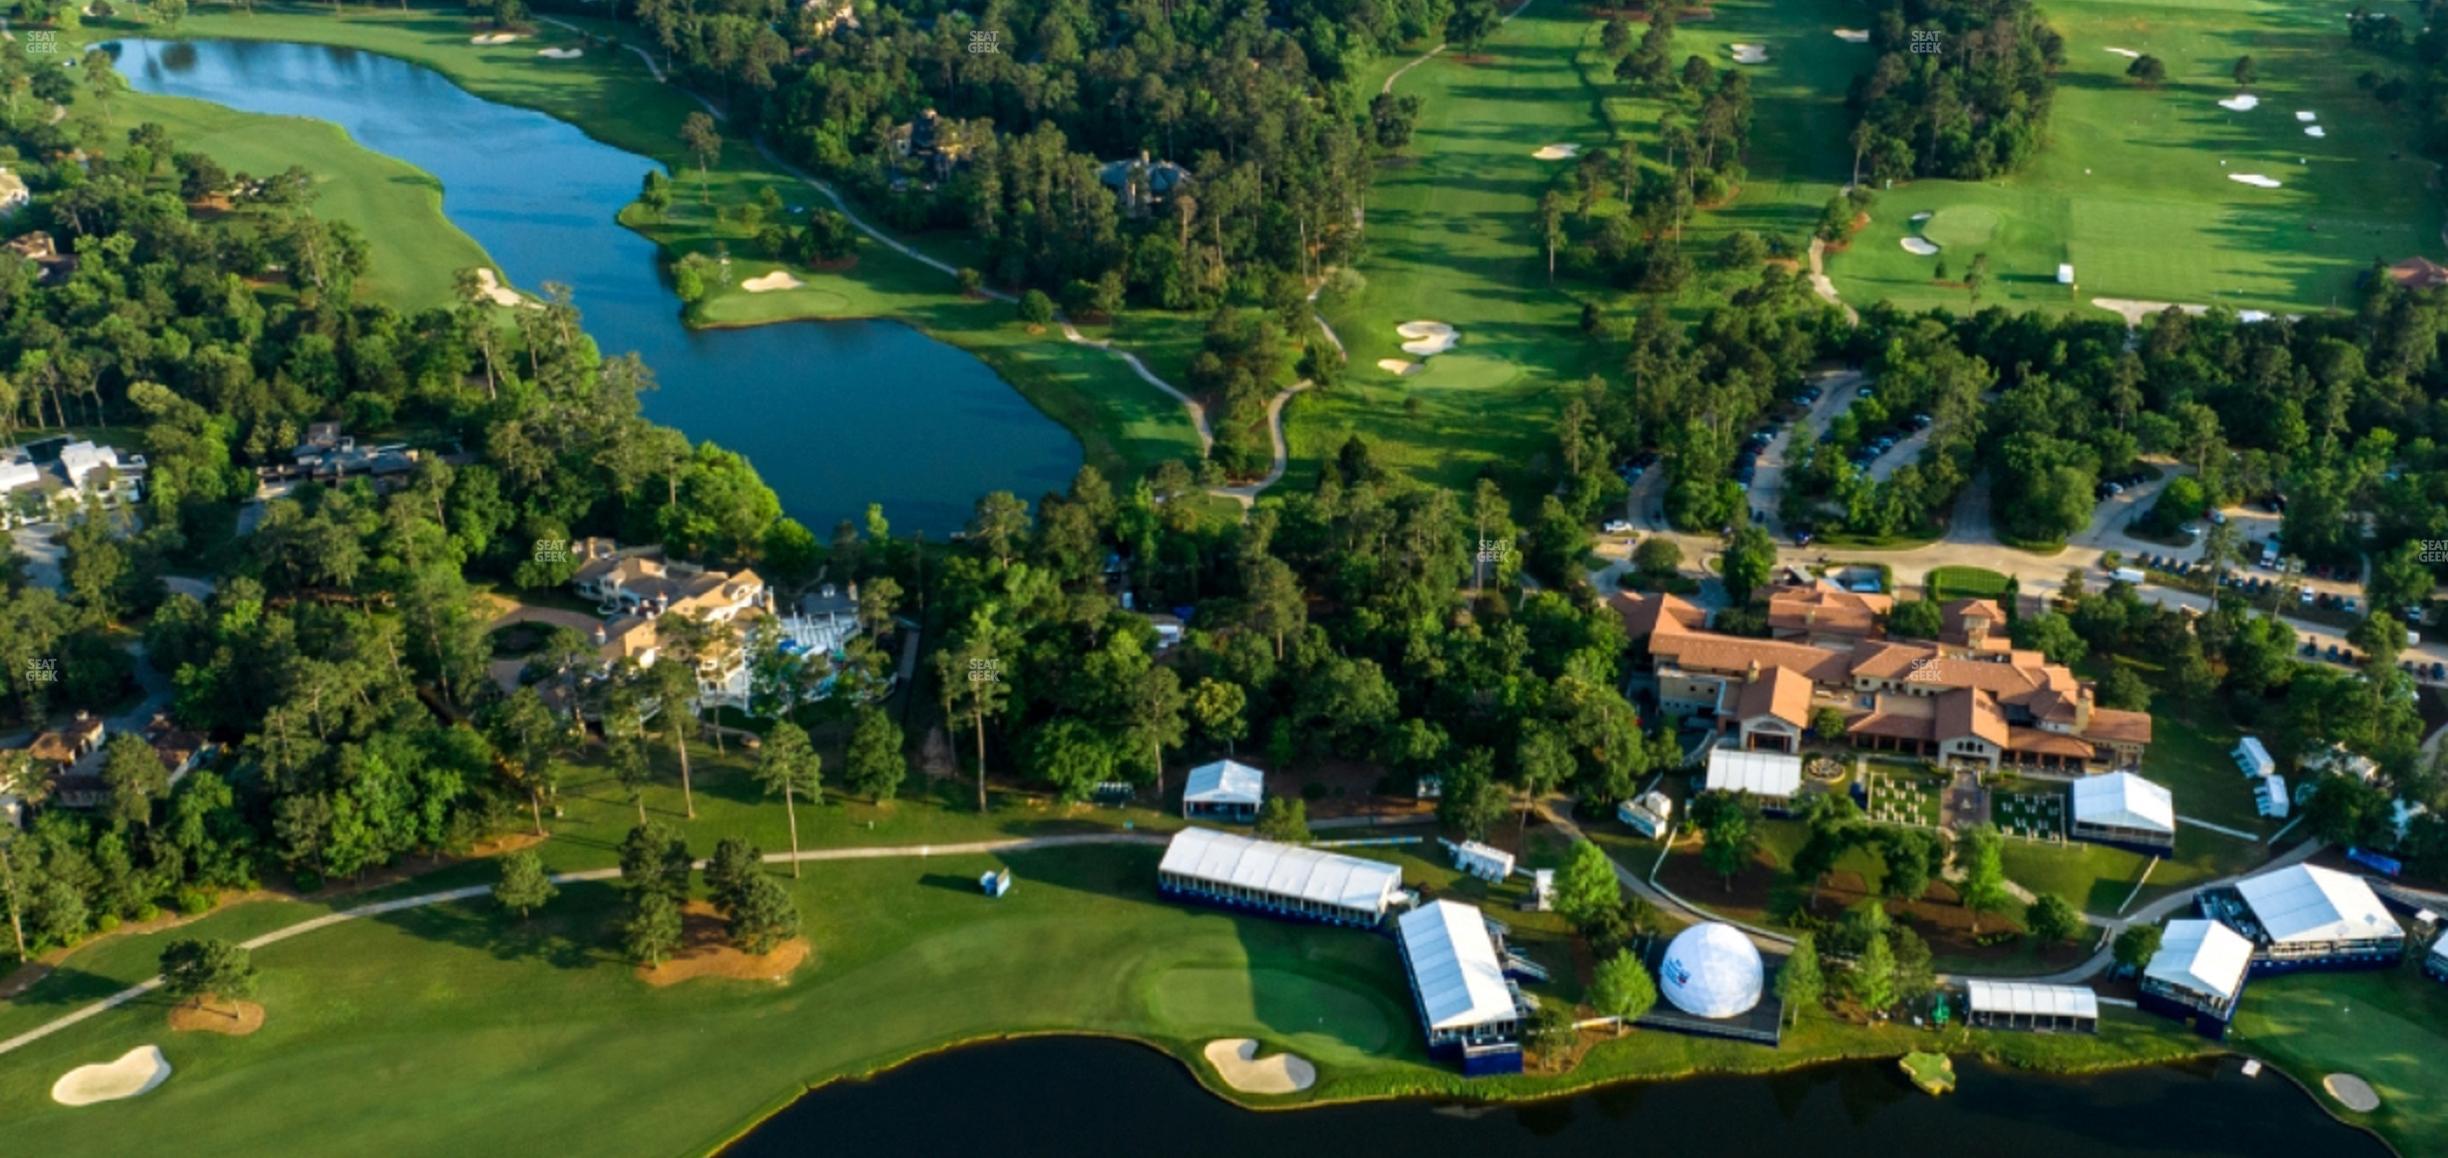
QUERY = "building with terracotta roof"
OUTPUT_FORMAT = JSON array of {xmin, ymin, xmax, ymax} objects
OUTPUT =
[
  {"xmin": 2387, "ymin": 255, "xmax": 2448, "ymax": 291},
  {"xmin": 1940, "ymin": 597, "xmax": 2009, "ymax": 650},
  {"xmin": 1616, "ymin": 591, "xmax": 2150, "ymax": 774},
  {"xmin": 1765, "ymin": 580, "xmax": 1891, "ymax": 646}
]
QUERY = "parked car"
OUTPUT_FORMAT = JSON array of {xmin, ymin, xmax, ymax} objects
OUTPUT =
[{"xmin": 1603, "ymin": 519, "xmax": 1634, "ymax": 534}]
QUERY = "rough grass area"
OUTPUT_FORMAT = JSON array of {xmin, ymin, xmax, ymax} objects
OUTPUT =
[{"xmin": 1830, "ymin": 0, "xmax": 2445, "ymax": 315}]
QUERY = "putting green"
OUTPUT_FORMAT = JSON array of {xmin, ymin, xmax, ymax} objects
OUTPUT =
[
  {"xmin": 1921, "ymin": 206, "xmax": 2002, "ymax": 249},
  {"xmin": 1145, "ymin": 965, "xmax": 1403, "ymax": 1055}
]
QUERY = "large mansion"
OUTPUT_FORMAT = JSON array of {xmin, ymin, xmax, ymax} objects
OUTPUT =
[{"xmin": 1615, "ymin": 582, "xmax": 2151, "ymax": 774}]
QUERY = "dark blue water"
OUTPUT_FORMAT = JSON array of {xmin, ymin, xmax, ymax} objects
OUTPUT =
[
  {"xmin": 110, "ymin": 38, "xmax": 1080, "ymax": 535},
  {"xmin": 723, "ymin": 1037, "xmax": 2389, "ymax": 1157}
]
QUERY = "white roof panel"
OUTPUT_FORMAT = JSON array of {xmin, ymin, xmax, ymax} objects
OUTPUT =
[
  {"xmin": 1705, "ymin": 748, "xmax": 1802, "ymax": 798},
  {"xmin": 2072, "ymin": 771, "xmax": 2176, "ymax": 835},
  {"xmin": 2234, "ymin": 737, "xmax": 2274, "ymax": 777},
  {"xmin": 1396, "ymin": 900, "xmax": 1516, "ymax": 1031},
  {"xmin": 1964, "ymin": 979, "xmax": 2100, "ymax": 1020},
  {"xmin": 2235, "ymin": 864, "xmax": 2399, "ymax": 946},
  {"xmin": 2146, "ymin": 919, "xmax": 2253, "ymax": 1003},
  {"xmin": 1158, "ymin": 827, "xmax": 1401, "ymax": 915},
  {"xmin": 1183, "ymin": 759, "xmax": 1266, "ymax": 806}
]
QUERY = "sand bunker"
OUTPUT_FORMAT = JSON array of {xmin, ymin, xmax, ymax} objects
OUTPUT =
[
  {"xmin": 1907, "ymin": 211, "xmax": 1933, "ymax": 224},
  {"xmin": 1396, "ymin": 320, "xmax": 1458, "ymax": 357},
  {"xmin": 2228, "ymin": 173, "xmax": 2282, "ymax": 188},
  {"xmin": 2296, "ymin": 110, "xmax": 2318, "ymax": 122},
  {"xmin": 1376, "ymin": 358, "xmax": 1422, "ymax": 376},
  {"xmin": 2093, "ymin": 297, "xmax": 2210, "ymax": 327},
  {"xmin": 469, "ymin": 267, "xmax": 529, "ymax": 307},
  {"xmin": 1532, "ymin": 143, "xmax": 1581, "ymax": 161},
  {"xmin": 1204, "ymin": 1039, "xmax": 1317, "ymax": 1094},
  {"xmin": 169, "ymin": 999, "xmax": 264, "ymax": 1036},
  {"xmin": 536, "ymin": 47, "xmax": 584, "ymax": 59},
  {"xmin": 1728, "ymin": 43, "xmax": 1769, "ymax": 64},
  {"xmin": 2218, "ymin": 94, "xmax": 2261, "ymax": 112},
  {"xmin": 742, "ymin": 270, "xmax": 804, "ymax": 293},
  {"xmin": 1900, "ymin": 237, "xmax": 1940, "ymax": 256},
  {"xmin": 52, "ymin": 1046, "xmax": 171, "ymax": 1106},
  {"xmin": 2103, "ymin": 46, "xmax": 2141, "ymax": 58},
  {"xmin": 2323, "ymin": 1073, "xmax": 2380, "ymax": 1112},
  {"xmin": 1832, "ymin": 28, "xmax": 1869, "ymax": 43},
  {"xmin": 2305, "ymin": 126, "xmax": 2326, "ymax": 138},
  {"xmin": 637, "ymin": 900, "xmax": 810, "ymax": 987},
  {"xmin": 470, "ymin": 31, "xmax": 523, "ymax": 45}
]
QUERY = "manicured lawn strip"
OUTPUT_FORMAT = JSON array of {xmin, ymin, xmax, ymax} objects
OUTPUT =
[
  {"xmin": 2140, "ymin": 698, "xmax": 2276, "ymax": 835},
  {"xmin": 0, "ymin": 842, "xmax": 2216, "ymax": 1158},
  {"xmin": 107, "ymin": 6, "xmax": 1204, "ymax": 480},
  {"xmin": 101, "ymin": 88, "xmax": 495, "ymax": 311},
  {"xmin": 1925, "ymin": 565, "xmax": 2011, "ymax": 599},
  {"xmin": 2231, "ymin": 968, "xmax": 2448, "ymax": 1156},
  {"xmin": 1828, "ymin": 0, "xmax": 2445, "ymax": 315}
]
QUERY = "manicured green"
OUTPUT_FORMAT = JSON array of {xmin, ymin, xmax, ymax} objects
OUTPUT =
[
  {"xmin": 2231, "ymin": 966, "xmax": 2448, "ymax": 1157},
  {"xmin": 1925, "ymin": 565, "xmax": 2011, "ymax": 600},
  {"xmin": 107, "ymin": 6, "xmax": 1204, "ymax": 481},
  {"xmin": 106, "ymin": 88, "xmax": 493, "ymax": 310},
  {"xmin": 1900, "ymin": 1049, "xmax": 1956, "ymax": 1094},
  {"xmin": 1831, "ymin": 0, "xmax": 2445, "ymax": 315}
]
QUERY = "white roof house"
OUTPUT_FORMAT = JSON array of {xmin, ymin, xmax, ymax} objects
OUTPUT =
[
  {"xmin": 1964, "ymin": 979, "xmax": 2100, "ymax": 1022},
  {"xmin": 2234, "ymin": 736, "xmax": 2275, "ymax": 778},
  {"xmin": 2254, "ymin": 772, "xmax": 2290, "ymax": 819},
  {"xmin": 0, "ymin": 458, "xmax": 38, "ymax": 495},
  {"xmin": 1396, "ymin": 900, "xmax": 1517, "ymax": 1032},
  {"xmin": 1156, "ymin": 827, "xmax": 1402, "ymax": 920},
  {"xmin": 1181, "ymin": 759, "xmax": 1266, "ymax": 819},
  {"xmin": 2147, "ymin": 919, "xmax": 2254, "ymax": 1005},
  {"xmin": 2071, "ymin": 771, "xmax": 2176, "ymax": 838},
  {"xmin": 1453, "ymin": 840, "xmax": 1515, "ymax": 882},
  {"xmin": 1704, "ymin": 748, "xmax": 1802, "ymax": 800},
  {"xmin": 2235, "ymin": 864, "xmax": 2398, "ymax": 947}
]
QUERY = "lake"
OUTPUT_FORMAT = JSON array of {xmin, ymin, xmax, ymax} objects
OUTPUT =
[
  {"xmin": 109, "ymin": 37, "xmax": 1082, "ymax": 536},
  {"xmin": 723, "ymin": 1037, "xmax": 2387, "ymax": 1157}
]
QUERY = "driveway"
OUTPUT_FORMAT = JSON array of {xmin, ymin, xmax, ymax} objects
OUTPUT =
[
  {"xmin": 9, "ymin": 524, "xmax": 63, "ymax": 591},
  {"xmin": 1753, "ymin": 369, "xmax": 1865, "ymax": 537}
]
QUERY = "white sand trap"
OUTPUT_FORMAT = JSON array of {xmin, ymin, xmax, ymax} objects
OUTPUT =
[
  {"xmin": 1376, "ymin": 358, "xmax": 1422, "ymax": 376},
  {"xmin": 2103, "ymin": 46, "xmax": 2141, "ymax": 58},
  {"xmin": 53, "ymin": 1046, "xmax": 171, "ymax": 1106},
  {"xmin": 2218, "ymin": 94, "xmax": 2261, "ymax": 112},
  {"xmin": 1204, "ymin": 1039, "xmax": 1317, "ymax": 1094},
  {"xmin": 1900, "ymin": 237, "xmax": 1940, "ymax": 256},
  {"xmin": 2323, "ymin": 1073, "xmax": 2380, "ymax": 1112},
  {"xmin": 2305, "ymin": 126, "xmax": 2326, "ymax": 138},
  {"xmin": 1531, "ymin": 143, "xmax": 1581, "ymax": 161},
  {"xmin": 1395, "ymin": 320, "xmax": 1458, "ymax": 357},
  {"xmin": 536, "ymin": 47, "xmax": 584, "ymax": 59},
  {"xmin": 2093, "ymin": 297, "xmax": 2209, "ymax": 327},
  {"xmin": 1832, "ymin": 28, "xmax": 1870, "ymax": 43},
  {"xmin": 2296, "ymin": 110, "xmax": 2318, "ymax": 122},
  {"xmin": 469, "ymin": 267, "xmax": 530, "ymax": 307},
  {"xmin": 741, "ymin": 270, "xmax": 803, "ymax": 293},
  {"xmin": 2228, "ymin": 173, "xmax": 2282, "ymax": 188},
  {"xmin": 1907, "ymin": 211, "xmax": 1933, "ymax": 224},
  {"xmin": 1728, "ymin": 43, "xmax": 1769, "ymax": 64},
  {"xmin": 470, "ymin": 32, "xmax": 523, "ymax": 45}
]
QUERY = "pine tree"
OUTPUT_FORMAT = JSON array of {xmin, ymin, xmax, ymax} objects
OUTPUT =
[{"xmin": 1776, "ymin": 933, "xmax": 1824, "ymax": 1027}]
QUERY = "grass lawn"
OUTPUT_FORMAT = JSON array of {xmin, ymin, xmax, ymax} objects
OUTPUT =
[
  {"xmin": 2230, "ymin": 966, "xmax": 2448, "ymax": 1156},
  {"xmin": 101, "ymin": 6, "xmax": 1205, "ymax": 482},
  {"xmin": 1830, "ymin": 0, "xmax": 2445, "ymax": 315},
  {"xmin": 0, "ymin": 835, "xmax": 2217, "ymax": 1156},
  {"xmin": 102, "ymin": 88, "xmax": 493, "ymax": 311},
  {"xmin": 1996, "ymin": 824, "xmax": 2259, "ymax": 917},
  {"xmin": 2140, "ymin": 696, "xmax": 2275, "ymax": 835},
  {"xmin": 1925, "ymin": 565, "xmax": 2012, "ymax": 600}
]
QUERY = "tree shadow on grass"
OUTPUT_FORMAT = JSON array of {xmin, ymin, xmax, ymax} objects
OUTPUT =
[{"xmin": 368, "ymin": 883, "xmax": 614, "ymax": 972}]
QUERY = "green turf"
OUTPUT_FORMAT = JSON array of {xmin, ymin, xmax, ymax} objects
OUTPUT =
[
  {"xmin": 2139, "ymin": 696, "xmax": 2276, "ymax": 835},
  {"xmin": 104, "ymin": 6, "xmax": 1204, "ymax": 482},
  {"xmin": 1830, "ymin": 0, "xmax": 2445, "ymax": 315},
  {"xmin": 104, "ymin": 88, "xmax": 493, "ymax": 311},
  {"xmin": 2229, "ymin": 966, "xmax": 2448, "ymax": 1156},
  {"xmin": 1925, "ymin": 565, "xmax": 2013, "ymax": 599}
]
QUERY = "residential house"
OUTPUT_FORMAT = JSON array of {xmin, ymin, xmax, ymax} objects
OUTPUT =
[
  {"xmin": 21, "ymin": 712, "xmax": 108, "ymax": 809},
  {"xmin": 1098, "ymin": 151, "xmax": 1193, "ymax": 216},
  {"xmin": 1765, "ymin": 580, "xmax": 1890, "ymax": 647},
  {"xmin": 1, "ymin": 439, "xmax": 148, "ymax": 527},
  {"xmin": 142, "ymin": 713, "xmax": 215, "ymax": 785},
  {"xmin": 1614, "ymin": 589, "xmax": 2152, "ymax": 773},
  {"xmin": 0, "ymin": 168, "xmax": 27, "ymax": 215}
]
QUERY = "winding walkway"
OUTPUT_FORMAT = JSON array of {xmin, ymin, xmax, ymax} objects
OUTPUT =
[{"xmin": 0, "ymin": 832, "xmax": 1164, "ymax": 1060}]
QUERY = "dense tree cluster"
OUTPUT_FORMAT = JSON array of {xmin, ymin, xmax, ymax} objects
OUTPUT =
[{"xmin": 1844, "ymin": 0, "xmax": 2063, "ymax": 182}]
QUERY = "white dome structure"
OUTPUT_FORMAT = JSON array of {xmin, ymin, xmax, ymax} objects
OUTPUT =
[{"xmin": 1659, "ymin": 922, "xmax": 1764, "ymax": 1019}]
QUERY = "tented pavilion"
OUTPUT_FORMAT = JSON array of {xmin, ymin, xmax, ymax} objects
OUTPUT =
[
  {"xmin": 1704, "ymin": 748, "xmax": 1802, "ymax": 805},
  {"xmin": 1181, "ymin": 759, "xmax": 1265, "ymax": 822},
  {"xmin": 1394, "ymin": 900, "xmax": 1525, "ymax": 1074},
  {"xmin": 2140, "ymin": 919, "xmax": 2254, "ymax": 1037},
  {"xmin": 1156, "ymin": 827, "xmax": 1402, "ymax": 927},
  {"xmin": 2232, "ymin": 864, "xmax": 2405, "ymax": 970},
  {"xmin": 1963, "ymin": 980, "xmax": 2100, "ymax": 1034},
  {"xmin": 2070, "ymin": 771, "xmax": 2177, "ymax": 853}
]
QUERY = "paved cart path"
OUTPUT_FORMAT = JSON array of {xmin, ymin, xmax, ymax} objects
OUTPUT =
[{"xmin": 0, "ymin": 833, "xmax": 1163, "ymax": 1059}]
